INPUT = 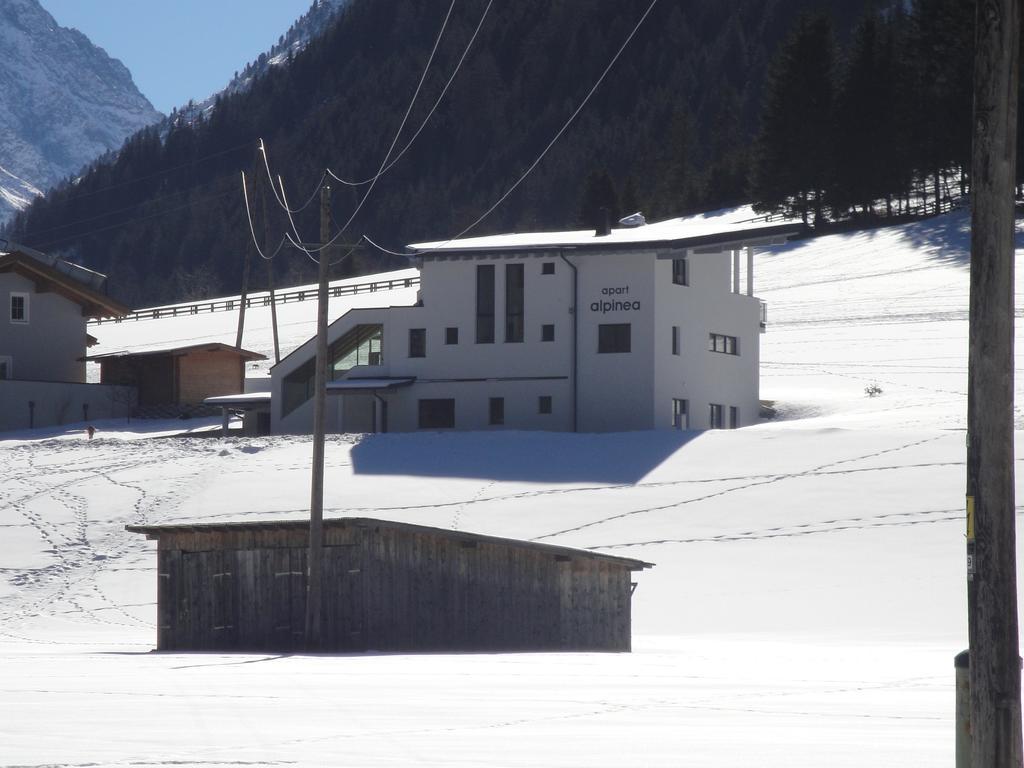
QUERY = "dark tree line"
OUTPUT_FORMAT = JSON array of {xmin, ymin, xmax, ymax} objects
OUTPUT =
[
  {"xmin": 751, "ymin": 0, "xmax": 989, "ymax": 226},
  {"xmin": 6, "ymin": 0, "xmax": 869, "ymax": 307}
]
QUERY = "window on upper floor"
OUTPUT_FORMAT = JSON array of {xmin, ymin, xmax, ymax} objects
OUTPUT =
[
  {"xmin": 10, "ymin": 292, "xmax": 28, "ymax": 323},
  {"xmin": 542, "ymin": 262, "xmax": 555, "ymax": 275},
  {"xmin": 409, "ymin": 328, "xmax": 426, "ymax": 358},
  {"xmin": 671, "ymin": 326, "xmax": 680, "ymax": 355},
  {"xmin": 445, "ymin": 327, "xmax": 459, "ymax": 345},
  {"xmin": 672, "ymin": 258, "xmax": 688, "ymax": 286},
  {"xmin": 476, "ymin": 265, "xmax": 495, "ymax": 343},
  {"xmin": 541, "ymin": 324, "xmax": 555, "ymax": 342},
  {"xmin": 708, "ymin": 333, "xmax": 738, "ymax": 355},
  {"xmin": 505, "ymin": 263, "xmax": 524, "ymax": 343},
  {"xmin": 598, "ymin": 323, "xmax": 631, "ymax": 353}
]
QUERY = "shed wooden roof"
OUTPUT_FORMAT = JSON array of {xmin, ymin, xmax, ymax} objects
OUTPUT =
[
  {"xmin": 84, "ymin": 342, "xmax": 267, "ymax": 362},
  {"xmin": 126, "ymin": 517, "xmax": 654, "ymax": 571}
]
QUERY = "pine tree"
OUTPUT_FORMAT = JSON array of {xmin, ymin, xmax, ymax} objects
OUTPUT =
[{"xmin": 751, "ymin": 14, "xmax": 837, "ymax": 226}]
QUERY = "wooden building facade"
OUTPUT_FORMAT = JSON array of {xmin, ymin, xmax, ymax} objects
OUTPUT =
[{"xmin": 126, "ymin": 518, "xmax": 653, "ymax": 653}]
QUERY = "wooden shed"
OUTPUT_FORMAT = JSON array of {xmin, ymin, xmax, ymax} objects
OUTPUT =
[
  {"xmin": 86, "ymin": 343, "xmax": 265, "ymax": 408},
  {"xmin": 126, "ymin": 518, "xmax": 653, "ymax": 653}
]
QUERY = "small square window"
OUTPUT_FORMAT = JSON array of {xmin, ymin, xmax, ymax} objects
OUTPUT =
[
  {"xmin": 538, "ymin": 395, "xmax": 552, "ymax": 414},
  {"xmin": 409, "ymin": 328, "xmax": 426, "ymax": 358},
  {"xmin": 10, "ymin": 293, "xmax": 28, "ymax": 323},
  {"xmin": 445, "ymin": 327, "xmax": 459, "ymax": 345},
  {"xmin": 542, "ymin": 262, "xmax": 556, "ymax": 275},
  {"xmin": 541, "ymin": 324, "xmax": 555, "ymax": 342},
  {"xmin": 489, "ymin": 397, "xmax": 504, "ymax": 426},
  {"xmin": 598, "ymin": 323, "xmax": 631, "ymax": 353}
]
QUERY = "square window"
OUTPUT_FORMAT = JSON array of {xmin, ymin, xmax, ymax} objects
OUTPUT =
[
  {"xmin": 538, "ymin": 395, "xmax": 552, "ymax": 414},
  {"xmin": 542, "ymin": 262, "xmax": 555, "ymax": 275},
  {"xmin": 541, "ymin": 324, "xmax": 555, "ymax": 342},
  {"xmin": 445, "ymin": 327, "xmax": 459, "ymax": 345},
  {"xmin": 598, "ymin": 323, "xmax": 631, "ymax": 353},
  {"xmin": 672, "ymin": 258, "xmax": 688, "ymax": 286},
  {"xmin": 489, "ymin": 397, "xmax": 504, "ymax": 426},
  {"xmin": 10, "ymin": 293, "xmax": 28, "ymax": 323},
  {"xmin": 418, "ymin": 399, "xmax": 455, "ymax": 429},
  {"xmin": 408, "ymin": 328, "xmax": 426, "ymax": 358}
]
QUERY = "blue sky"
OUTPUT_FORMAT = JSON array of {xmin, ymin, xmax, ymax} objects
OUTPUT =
[{"xmin": 40, "ymin": 1, "xmax": 315, "ymax": 115}]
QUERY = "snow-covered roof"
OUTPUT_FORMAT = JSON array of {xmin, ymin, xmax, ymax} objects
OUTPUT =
[
  {"xmin": 84, "ymin": 342, "xmax": 266, "ymax": 361},
  {"xmin": 408, "ymin": 206, "xmax": 803, "ymax": 255}
]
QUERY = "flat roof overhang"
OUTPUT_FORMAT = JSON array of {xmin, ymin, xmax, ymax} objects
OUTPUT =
[
  {"xmin": 326, "ymin": 377, "xmax": 416, "ymax": 394},
  {"xmin": 203, "ymin": 392, "xmax": 271, "ymax": 410}
]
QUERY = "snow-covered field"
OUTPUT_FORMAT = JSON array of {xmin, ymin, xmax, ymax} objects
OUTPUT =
[{"xmin": 2, "ymin": 209, "xmax": 1019, "ymax": 767}]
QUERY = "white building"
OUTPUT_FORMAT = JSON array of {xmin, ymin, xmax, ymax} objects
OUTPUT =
[{"xmin": 270, "ymin": 211, "xmax": 801, "ymax": 434}]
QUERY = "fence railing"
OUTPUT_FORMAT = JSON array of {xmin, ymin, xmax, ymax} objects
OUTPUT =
[{"xmin": 90, "ymin": 274, "xmax": 421, "ymax": 326}]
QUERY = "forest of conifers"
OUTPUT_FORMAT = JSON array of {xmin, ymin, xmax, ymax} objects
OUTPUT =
[{"xmin": 1, "ymin": 0, "xmax": 997, "ymax": 307}]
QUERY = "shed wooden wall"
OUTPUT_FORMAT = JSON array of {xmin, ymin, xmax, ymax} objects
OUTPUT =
[
  {"xmin": 177, "ymin": 350, "xmax": 244, "ymax": 404},
  {"xmin": 153, "ymin": 525, "xmax": 634, "ymax": 653}
]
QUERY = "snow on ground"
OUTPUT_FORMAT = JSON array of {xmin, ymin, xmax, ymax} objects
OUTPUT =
[{"xmin": 0, "ymin": 209, "xmax": 1019, "ymax": 767}]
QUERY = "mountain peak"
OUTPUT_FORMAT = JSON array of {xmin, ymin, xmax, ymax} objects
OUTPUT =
[{"xmin": 0, "ymin": 0, "xmax": 162, "ymax": 222}]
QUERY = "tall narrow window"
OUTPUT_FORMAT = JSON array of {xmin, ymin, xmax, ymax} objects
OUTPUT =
[
  {"xmin": 476, "ymin": 265, "xmax": 495, "ymax": 343},
  {"xmin": 489, "ymin": 397, "xmax": 504, "ymax": 426},
  {"xmin": 729, "ymin": 406, "xmax": 739, "ymax": 429},
  {"xmin": 408, "ymin": 328, "xmax": 426, "ymax": 358},
  {"xmin": 10, "ymin": 293, "xmax": 28, "ymax": 323},
  {"xmin": 505, "ymin": 263, "xmax": 524, "ymax": 342},
  {"xmin": 0, "ymin": 356, "xmax": 11, "ymax": 380},
  {"xmin": 672, "ymin": 258, "xmax": 688, "ymax": 286},
  {"xmin": 671, "ymin": 326, "xmax": 680, "ymax": 355},
  {"xmin": 541, "ymin": 324, "xmax": 555, "ymax": 342},
  {"xmin": 598, "ymin": 323, "xmax": 631, "ymax": 353},
  {"xmin": 709, "ymin": 403, "xmax": 724, "ymax": 429},
  {"xmin": 445, "ymin": 327, "xmax": 459, "ymax": 345},
  {"xmin": 672, "ymin": 398, "xmax": 688, "ymax": 429}
]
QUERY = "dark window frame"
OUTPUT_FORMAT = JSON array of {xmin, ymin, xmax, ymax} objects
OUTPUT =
[
  {"xmin": 709, "ymin": 403, "xmax": 724, "ymax": 429},
  {"xmin": 489, "ymin": 397, "xmax": 504, "ymax": 426},
  {"xmin": 598, "ymin": 323, "xmax": 631, "ymax": 354},
  {"xmin": 505, "ymin": 263, "xmax": 525, "ymax": 343},
  {"xmin": 672, "ymin": 398, "xmax": 688, "ymax": 429},
  {"xmin": 708, "ymin": 333, "xmax": 739, "ymax": 355},
  {"xmin": 672, "ymin": 258, "xmax": 688, "ymax": 286},
  {"xmin": 541, "ymin": 324, "xmax": 555, "ymax": 342},
  {"xmin": 10, "ymin": 292, "xmax": 28, "ymax": 323},
  {"xmin": 476, "ymin": 264, "xmax": 495, "ymax": 343},
  {"xmin": 729, "ymin": 406, "xmax": 739, "ymax": 429},
  {"xmin": 445, "ymin": 327, "xmax": 459, "ymax": 345},
  {"xmin": 542, "ymin": 262, "xmax": 556, "ymax": 275},
  {"xmin": 538, "ymin": 395, "xmax": 552, "ymax": 415},
  {"xmin": 408, "ymin": 328, "xmax": 426, "ymax": 358},
  {"xmin": 418, "ymin": 398, "xmax": 455, "ymax": 429},
  {"xmin": 671, "ymin": 326, "xmax": 680, "ymax": 356}
]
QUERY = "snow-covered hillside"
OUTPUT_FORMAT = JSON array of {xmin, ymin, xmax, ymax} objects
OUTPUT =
[
  {"xmin": 0, "ymin": 0, "xmax": 162, "ymax": 222},
  {"xmin": 1, "ymin": 209, "xmax": 1017, "ymax": 767}
]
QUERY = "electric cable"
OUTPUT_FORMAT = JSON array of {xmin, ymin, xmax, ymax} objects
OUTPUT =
[
  {"xmin": 327, "ymin": 0, "xmax": 493, "ymax": 188},
  {"xmin": 240, "ymin": 171, "xmax": 289, "ymax": 261}
]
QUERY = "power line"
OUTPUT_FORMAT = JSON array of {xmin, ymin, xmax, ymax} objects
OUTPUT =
[
  {"xmin": 327, "ymin": 0, "xmax": 494, "ymax": 189},
  {"xmin": 240, "ymin": 171, "xmax": 289, "ymax": 261},
  {"xmin": 363, "ymin": 0, "xmax": 661, "ymax": 257}
]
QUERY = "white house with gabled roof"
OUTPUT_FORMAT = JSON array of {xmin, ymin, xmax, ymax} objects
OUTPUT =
[{"xmin": 269, "ymin": 209, "xmax": 802, "ymax": 434}]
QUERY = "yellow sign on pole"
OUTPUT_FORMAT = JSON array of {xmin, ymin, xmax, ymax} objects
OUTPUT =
[{"xmin": 966, "ymin": 495, "xmax": 975, "ymax": 541}]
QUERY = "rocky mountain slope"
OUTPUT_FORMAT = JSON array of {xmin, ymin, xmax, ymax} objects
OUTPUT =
[{"xmin": 0, "ymin": 0, "xmax": 162, "ymax": 222}]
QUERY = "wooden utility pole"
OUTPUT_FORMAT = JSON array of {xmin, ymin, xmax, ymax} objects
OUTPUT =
[
  {"xmin": 304, "ymin": 183, "xmax": 331, "ymax": 650},
  {"xmin": 235, "ymin": 237, "xmax": 252, "ymax": 350},
  {"xmin": 967, "ymin": 0, "xmax": 1022, "ymax": 766}
]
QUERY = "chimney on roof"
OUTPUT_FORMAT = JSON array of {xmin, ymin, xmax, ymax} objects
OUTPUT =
[{"xmin": 595, "ymin": 206, "xmax": 612, "ymax": 237}]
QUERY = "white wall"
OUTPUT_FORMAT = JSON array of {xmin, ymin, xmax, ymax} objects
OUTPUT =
[
  {"xmin": 0, "ymin": 380, "xmax": 136, "ymax": 432},
  {"xmin": 1, "ymin": 272, "xmax": 88, "ymax": 383}
]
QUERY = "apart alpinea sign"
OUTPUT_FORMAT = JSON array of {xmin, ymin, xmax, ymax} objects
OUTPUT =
[{"xmin": 591, "ymin": 285, "xmax": 641, "ymax": 314}]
